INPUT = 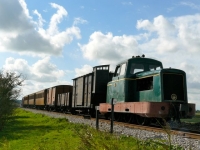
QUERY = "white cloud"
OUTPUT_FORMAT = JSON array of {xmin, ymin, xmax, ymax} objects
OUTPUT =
[
  {"xmin": 136, "ymin": 14, "xmax": 200, "ymax": 54},
  {"xmin": 136, "ymin": 15, "xmax": 179, "ymax": 53},
  {"xmin": 180, "ymin": 62, "xmax": 200, "ymax": 90},
  {"xmin": 2, "ymin": 57, "xmax": 72, "ymax": 96},
  {"xmin": 47, "ymin": 3, "xmax": 68, "ymax": 35},
  {"xmin": 121, "ymin": 2, "xmax": 133, "ymax": 5},
  {"xmin": 33, "ymin": 10, "xmax": 46, "ymax": 28},
  {"xmin": 0, "ymin": 0, "xmax": 32, "ymax": 33},
  {"xmin": 75, "ymin": 65, "xmax": 93, "ymax": 77},
  {"xmin": 167, "ymin": 7, "xmax": 174, "ymax": 13},
  {"xmin": 73, "ymin": 17, "xmax": 88, "ymax": 26},
  {"xmin": 180, "ymin": 2, "xmax": 200, "ymax": 10},
  {"xmin": 3, "ymin": 57, "xmax": 67, "ymax": 82},
  {"xmin": 0, "ymin": 0, "xmax": 81, "ymax": 56},
  {"xmin": 79, "ymin": 31, "xmax": 141, "ymax": 67}
]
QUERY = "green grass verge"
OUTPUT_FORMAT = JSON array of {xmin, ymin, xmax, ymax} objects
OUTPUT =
[
  {"xmin": 181, "ymin": 112, "xmax": 200, "ymax": 123},
  {"xmin": 0, "ymin": 109, "xmax": 183, "ymax": 150}
]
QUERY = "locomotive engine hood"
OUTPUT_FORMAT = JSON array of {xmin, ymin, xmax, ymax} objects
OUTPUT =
[
  {"xmin": 134, "ymin": 67, "xmax": 187, "ymax": 103},
  {"xmin": 160, "ymin": 68, "xmax": 188, "ymax": 103}
]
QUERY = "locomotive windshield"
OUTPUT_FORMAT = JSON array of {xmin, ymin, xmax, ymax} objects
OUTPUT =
[
  {"xmin": 149, "ymin": 64, "xmax": 162, "ymax": 71},
  {"xmin": 130, "ymin": 63, "xmax": 144, "ymax": 74},
  {"xmin": 130, "ymin": 63, "xmax": 162, "ymax": 74}
]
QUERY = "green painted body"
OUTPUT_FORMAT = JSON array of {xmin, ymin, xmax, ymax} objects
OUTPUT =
[{"xmin": 106, "ymin": 57, "xmax": 188, "ymax": 105}]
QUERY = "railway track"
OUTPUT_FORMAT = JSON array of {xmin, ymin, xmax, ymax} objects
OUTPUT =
[{"xmin": 113, "ymin": 122, "xmax": 200, "ymax": 140}]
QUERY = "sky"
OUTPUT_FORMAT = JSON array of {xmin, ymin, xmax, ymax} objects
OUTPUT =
[{"xmin": 0, "ymin": 0, "xmax": 200, "ymax": 109}]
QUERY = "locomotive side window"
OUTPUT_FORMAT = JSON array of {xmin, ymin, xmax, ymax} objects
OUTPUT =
[
  {"xmin": 114, "ymin": 65, "xmax": 120, "ymax": 77},
  {"xmin": 137, "ymin": 76, "xmax": 153, "ymax": 91},
  {"xmin": 119, "ymin": 63, "xmax": 126, "ymax": 75},
  {"xmin": 149, "ymin": 65, "xmax": 162, "ymax": 71},
  {"xmin": 130, "ymin": 63, "xmax": 144, "ymax": 74}
]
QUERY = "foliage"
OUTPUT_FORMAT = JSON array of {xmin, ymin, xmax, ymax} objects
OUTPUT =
[
  {"xmin": 0, "ymin": 109, "xmax": 184, "ymax": 150},
  {"xmin": 0, "ymin": 71, "xmax": 23, "ymax": 130},
  {"xmin": 181, "ymin": 112, "xmax": 200, "ymax": 123}
]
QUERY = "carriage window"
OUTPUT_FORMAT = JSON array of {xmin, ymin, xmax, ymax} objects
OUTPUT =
[
  {"xmin": 119, "ymin": 63, "xmax": 126, "ymax": 75},
  {"xmin": 149, "ymin": 65, "xmax": 162, "ymax": 71},
  {"xmin": 130, "ymin": 63, "xmax": 144, "ymax": 74}
]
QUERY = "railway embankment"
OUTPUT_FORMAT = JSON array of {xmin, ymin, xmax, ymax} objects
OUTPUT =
[{"xmin": 23, "ymin": 108, "xmax": 200, "ymax": 150}]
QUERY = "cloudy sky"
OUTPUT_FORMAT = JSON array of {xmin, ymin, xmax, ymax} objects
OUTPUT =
[{"xmin": 1, "ymin": 0, "xmax": 200, "ymax": 109}]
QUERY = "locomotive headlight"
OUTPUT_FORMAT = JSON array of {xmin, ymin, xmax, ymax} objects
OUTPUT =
[{"xmin": 171, "ymin": 94, "xmax": 177, "ymax": 100}]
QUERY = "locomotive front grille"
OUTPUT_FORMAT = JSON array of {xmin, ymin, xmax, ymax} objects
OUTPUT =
[{"xmin": 163, "ymin": 73, "xmax": 185, "ymax": 101}]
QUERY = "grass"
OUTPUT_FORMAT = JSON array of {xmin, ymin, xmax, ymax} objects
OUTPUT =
[
  {"xmin": 0, "ymin": 109, "xmax": 80, "ymax": 150},
  {"xmin": 181, "ymin": 112, "xmax": 200, "ymax": 123},
  {"xmin": 0, "ymin": 108, "xmax": 183, "ymax": 150}
]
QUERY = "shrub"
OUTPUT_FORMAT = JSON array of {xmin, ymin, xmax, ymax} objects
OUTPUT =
[{"xmin": 0, "ymin": 71, "xmax": 24, "ymax": 130}]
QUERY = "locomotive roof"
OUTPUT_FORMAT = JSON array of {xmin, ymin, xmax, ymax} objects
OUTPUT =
[{"xmin": 116, "ymin": 57, "xmax": 163, "ymax": 66}]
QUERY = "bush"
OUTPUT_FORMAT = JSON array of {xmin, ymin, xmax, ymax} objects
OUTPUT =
[{"xmin": 0, "ymin": 71, "xmax": 23, "ymax": 130}]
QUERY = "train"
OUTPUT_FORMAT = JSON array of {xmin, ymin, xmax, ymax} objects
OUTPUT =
[{"xmin": 22, "ymin": 55, "xmax": 195, "ymax": 125}]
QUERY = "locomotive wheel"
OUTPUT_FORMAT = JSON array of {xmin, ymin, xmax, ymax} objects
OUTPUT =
[
  {"xmin": 136, "ymin": 115, "xmax": 150, "ymax": 125},
  {"xmin": 104, "ymin": 113, "xmax": 110, "ymax": 120},
  {"xmin": 156, "ymin": 118, "xmax": 166, "ymax": 126},
  {"xmin": 129, "ymin": 114, "xmax": 135, "ymax": 123},
  {"xmin": 114, "ymin": 113, "xmax": 121, "ymax": 121},
  {"xmin": 124, "ymin": 113, "xmax": 133, "ymax": 123}
]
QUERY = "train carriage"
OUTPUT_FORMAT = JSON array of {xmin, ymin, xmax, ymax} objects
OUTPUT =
[
  {"xmin": 71, "ymin": 65, "xmax": 113, "ymax": 115},
  {"xmin": 28, "ymin": 93, "xmax": 35, "ymax": 108},
  {"xmin": 46, "ymin": 85, "xmax": 73, "ymax": 111},
  {"xmin": 35, "ymin": 89, "xmax": 47, "ymax": 109},
  {"xmin": 22, "ymin": 95, "xmax": 29, "ymax": 107},
  {"xmin": 57, "ymin": 92, "xmax": 72, "ymax": 112}
]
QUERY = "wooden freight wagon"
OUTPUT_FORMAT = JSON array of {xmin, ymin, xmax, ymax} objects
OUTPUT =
[
  {"xmin": 46, "ymin": 85, "xmax": 73, "ymax": 111},
  {"xmin": 72, "ymin": 65, "xmax": 113, "ymax": 116},
  {"xmin": 57, "ymin": 92, "xmax": 72, "ymax": 112}
]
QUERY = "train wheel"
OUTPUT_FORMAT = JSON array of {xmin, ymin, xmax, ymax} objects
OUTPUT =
[
  {"xmin": 104, "ymin": 113, "xmax": 111, "ymax": 120},
  {"xmin": 129, "ymin": 114, "xmax": 135, "ymax": 123},
  {"xmin": 157, "ymin": 118, "xmax": 174, "ymax": 127},
  {"xmin": 124, "ymin": 114, "xmax": 133, "ymax": 123},
  {"xmin": 136, "ymin": 115, "xmax": 150, "ymax": 126},
  {"xmin": 114, "ymin": 113, "xmax": 121, "ymax": 121}
]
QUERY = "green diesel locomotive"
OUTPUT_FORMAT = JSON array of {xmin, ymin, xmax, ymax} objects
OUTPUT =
[{"xmin": 99, "ymin": 55, "xmax": 195, "ymax": 125}]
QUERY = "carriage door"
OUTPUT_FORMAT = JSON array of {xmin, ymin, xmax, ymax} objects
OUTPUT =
[
  {"xmin": 47, "ymin": 88, "xmax": 54, "ymax": 106},
  {"xmin": 52, "ymin": 87, "xmax": 56, "ymax": 105},
  {"xmin": 112, "ymin": 63, "xmax": 126, "ymax": 102}
]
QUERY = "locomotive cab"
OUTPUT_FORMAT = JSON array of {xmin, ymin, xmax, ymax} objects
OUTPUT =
[{"xmin": 106, "ymin": 56, "xmax": 163, "ymax": 103}]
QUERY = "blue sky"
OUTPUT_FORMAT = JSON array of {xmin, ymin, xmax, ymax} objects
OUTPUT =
[{"xmin": 0, "ymin": 0, "xmax": 200, "ymax": 109}]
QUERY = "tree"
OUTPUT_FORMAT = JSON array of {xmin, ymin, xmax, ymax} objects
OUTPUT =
[{"xmin": 0, "ymin": 71, "xmax": 24, "ymax": 130}]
